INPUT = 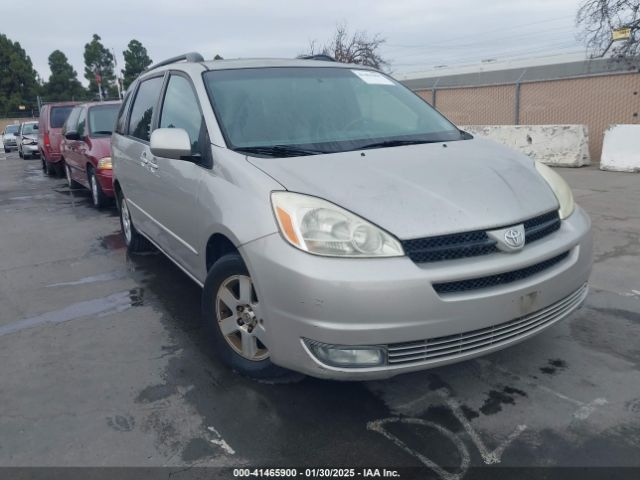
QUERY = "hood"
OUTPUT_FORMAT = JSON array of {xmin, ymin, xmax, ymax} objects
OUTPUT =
[
  {"xmin": 22, "ymin": 134, "xmax": 38, "ymax": 141},
  {"xmin": 247, "ymin": 138, "xmax": 559, "ymax": 239}
]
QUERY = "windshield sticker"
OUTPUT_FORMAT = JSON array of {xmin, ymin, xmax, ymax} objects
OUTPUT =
[{"xmin": 351, "ymin": 70, "xmax": 395, "ymax": 85}]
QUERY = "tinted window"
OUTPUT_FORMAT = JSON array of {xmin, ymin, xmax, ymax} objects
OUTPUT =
[
  {"xmin": 160, "ymin": 75, "xmax": 203, "ymax": 152},
  {"xmin": 77, "ymin": 109, "xmax": 87, "ymax": 138},
  {"xmin": 128, "ymin": 76, "xmax": 164, "ymax": 141},
  {"xmin": 4, "ymin": 125, "xmax": 18, "ymax": 134},
  {"xmin": 204, "ymin": 67, "xmax": 461, "ymax": 154},
  {"xmin": 50, "ymin": 106, "xmax": 74, "ymax": 128},
  {"xmin": 64, "ymin": 107, "xmax": 82, "ymax": 134},
  {"xmin": 89, "ymin": 104, "xmax": 120, "ymax": 136},
  {"xmin": 115, "ymin": 91, "xmax": 133, "ymax": 135}
]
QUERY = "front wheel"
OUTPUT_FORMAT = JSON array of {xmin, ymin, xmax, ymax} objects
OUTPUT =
[
  {"xmin": 89, "ymin": 169, "xmax": 109, "ymax": 208},
  {"xmin": 65, "ymin": 163, "xmax": 82, "ymax": 189},
  {"xmin": 202, "ymin": 253, "xmax": 297, "ymax": 381}
]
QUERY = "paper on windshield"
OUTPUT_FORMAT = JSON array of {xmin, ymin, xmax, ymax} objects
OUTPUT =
[{"xmin": 351, "ymin": 70, "xmax": 395, "ymax": 85}]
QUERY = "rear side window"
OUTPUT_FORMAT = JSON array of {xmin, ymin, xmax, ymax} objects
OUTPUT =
[
  {"xmin": 128, "ymin": 76, "xmax": 164, "ymax": 142},
  {"xmin": 115, "ymin": 91, "xmax": 133, "ymax": 135},
  {"xmin": 50, "ymin": 106, "xmax": 74, "ymax": 128}
]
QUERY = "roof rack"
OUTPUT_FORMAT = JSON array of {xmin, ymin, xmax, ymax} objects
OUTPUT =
[
  {"xmin": 296, "ymin": 54, "xmax": 336, "ymax": 62},
  {"xmin": 145, "ymin": 52, "xmax": 205, "ymax": 72}
]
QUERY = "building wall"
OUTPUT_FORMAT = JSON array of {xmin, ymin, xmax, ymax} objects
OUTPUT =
[
  {"xmin": 413, "ymin": 72, "xmax": 640, "ymax": 161},
  {"xmin": 520, "ymin": 74, "xmax": 639, "ymax": 161}
]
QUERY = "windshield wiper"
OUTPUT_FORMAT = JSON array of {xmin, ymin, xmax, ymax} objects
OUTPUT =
[
  {"xmin": 91, "ymin": 130, "xmax": 113, "ymax": 135},
  {"xmin": 234, "ymin": 145, "xmax": 325, "ymax": 157},
  {"xmin": 357, "ymin": 139, "xmax": 440, "ymax": 150}
]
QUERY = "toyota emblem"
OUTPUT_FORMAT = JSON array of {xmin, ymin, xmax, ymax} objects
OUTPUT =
[{"xmin": 504, "ymin": 228, "xmax": 524, "ymax": 249}]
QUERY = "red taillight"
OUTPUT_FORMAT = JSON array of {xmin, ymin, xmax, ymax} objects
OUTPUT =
[{"xmin": 44, "ymin": 132, "xmax": 50, "ymax": 147}]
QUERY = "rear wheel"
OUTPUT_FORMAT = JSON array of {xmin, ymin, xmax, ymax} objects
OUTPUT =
[
  {"xmin": 44, "ymin": 160, "xmax": 56, "ymax": 176},
  {"xmin": 3, "ymin": 148, "xmax": 9, "ymax": 153},
  {"xmin": 202, "ymin": 253, "xmax": 299, "ymax": 381},
  {"xmin": 118, "ymin": 193, "xmax": 152, "ymax": 253}
]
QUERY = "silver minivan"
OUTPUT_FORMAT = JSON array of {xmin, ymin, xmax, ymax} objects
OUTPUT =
[{"xmin": 112, "ymin": 53, "xmax": 592, "ymax": 381}]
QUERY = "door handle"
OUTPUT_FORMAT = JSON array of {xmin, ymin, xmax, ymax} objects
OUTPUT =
[
  {"xmin": 148, "ymin": 156, "xmax": 158, "ymax": 171},
  {"xmin": 140, "ymin": 151, "xmax": 149, "ymax": 168}
]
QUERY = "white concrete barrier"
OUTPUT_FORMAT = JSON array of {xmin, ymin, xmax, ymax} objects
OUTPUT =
[
  {"xmin": 600, "ymin": 124, "xmax": 640, "ymax": 173},
  {"xmin": 461, "ymin": 125, "xmax": 590, "ymax": 167}
]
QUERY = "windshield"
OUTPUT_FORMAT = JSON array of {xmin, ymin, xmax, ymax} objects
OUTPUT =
[
  {"xmin": 50, "ymin": 106, "xmax": 74, "ymax": 128},
  {"xmin": 4, "ymin": 125, "xmax": 19, "ymax": 135},
  {"xmin": 89, "ymin": 104, "xmax": 120, "ymax": 136},
  {"xmin": 203, "ymin": 67, "xmax": 464, "ymax": 155},
  {"xmin": 22, "ymin": 123, "xmax": 38, "ymax": 135}
]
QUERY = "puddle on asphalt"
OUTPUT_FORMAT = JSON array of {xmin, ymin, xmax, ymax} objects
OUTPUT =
[
  {"xmin": 100, "ymin": 232, "xmax": 127, "ymax": 250},
  {"xmin": 46, "ymin": 270, "xmax": 129, "ymax": 287},
  {"xmin": 0, "ymin": 288, "xmax": 145, "ymax": 338}
]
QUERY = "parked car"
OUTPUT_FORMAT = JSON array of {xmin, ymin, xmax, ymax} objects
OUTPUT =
[
  {"xmin": 16, "ymin": 121, "xmax": 40, "ymax": 159},
  {"xmin": 2, "ymin": 124, "xmax": 19, "ymax": 152},
  {"xmin": 61, "ymin": 101, "xmax": 121, "ymax": 208},
  {"xmin": 38, "ymin": 102, "xmax": 79, "ymax": 175},
  {"xmin": 112, "ymin": 53, "xmax": 592, "ymax": 381}
]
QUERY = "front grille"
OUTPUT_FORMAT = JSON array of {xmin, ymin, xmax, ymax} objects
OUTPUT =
[
  {"xmin": 387, "ymin": 283, "xmax": 587, "ymax": 366},
  {"xmin": 402, "ymin": 210, "xmax": 560, "ymax": 263},
  {"xmin": 433, "ymin": 251, "xmax": 570, "ymax": 294}
]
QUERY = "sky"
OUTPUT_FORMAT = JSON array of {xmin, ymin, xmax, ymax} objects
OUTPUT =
[{"xmin": 5, "ymin": 0, "xmax": 587, "ymax": 85}]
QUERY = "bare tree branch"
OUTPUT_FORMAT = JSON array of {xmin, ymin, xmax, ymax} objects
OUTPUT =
[
  {"xmin": 576, "ymin": 0, "xmax": 640, "ymax": 63},
  {"xmin": 304, "ymin": 23, "xmax": 389, "ymax": 70}
]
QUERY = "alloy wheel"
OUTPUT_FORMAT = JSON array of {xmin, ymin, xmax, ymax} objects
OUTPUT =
[
  {"xmin": 216, "ymin": 275, "xmax": 269, "ymax": 361},
  {"xmin": 121, "ymin": 198, "xmax": 132, "ymax": 244},
  {"xmin": 91, "ymin": 175, "xmax": 99, "ymax": 206}
]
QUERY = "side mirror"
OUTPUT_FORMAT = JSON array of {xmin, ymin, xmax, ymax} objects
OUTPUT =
[
  {"xmin": 150, "ymin": 128, "xmax": 191, "ymax": 160},
  {"xmin": 65, "ymin": 131, "xmax": 80, "ymax": 141}
]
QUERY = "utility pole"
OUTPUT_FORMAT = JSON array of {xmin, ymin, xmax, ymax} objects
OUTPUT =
[{"xmin": 112, "ymin": 48, "xmax": 123, "ymax": 99}]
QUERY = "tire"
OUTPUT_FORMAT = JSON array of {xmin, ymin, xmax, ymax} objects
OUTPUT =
[
  {"xmin": 202, "ymin": 253, "xmax": 299, "ymax": 381},
  {"xmin": 19, "ymin": 150, "xmax": 24, "ymax": 159},
  {"xmin": 118, "ymin": 192, "xmax": 152, "ymax": 253},
  {"xmin": 3, "ymin": 148, "xmax": 9, "ymax": 153},
  {"xmin": 88, "ymin": 168, "xmax": 110, "ymax": 208},
  {"xmin": 44, "ymin": 160, "xmax": 56, "ymax": 176},
  {"xmin": 65, "ymin": 163, "xmax": 82, "ymax": 189}
]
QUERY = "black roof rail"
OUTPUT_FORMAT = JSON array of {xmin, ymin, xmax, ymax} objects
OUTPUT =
[
  {"xmin": 297, "ymin": 54, "xmax": 336, "ymax": 62},
  {"xmin": 145, "ymin": 52, "xmax": 205, "ymax": 72}
]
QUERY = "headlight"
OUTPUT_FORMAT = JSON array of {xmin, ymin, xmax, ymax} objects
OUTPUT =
[
  {"xmin": 97, "ymin": 157, "xmax": 112, "ymax": 170},
  {"xmin": 271, "ymin": 191, "xmax": 404, "ymax": 257},
  {"xmin": 535, "ymin": 161, "xmax": 575, "ymax": 219}
]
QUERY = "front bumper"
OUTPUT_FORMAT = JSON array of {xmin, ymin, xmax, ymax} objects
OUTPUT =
[
  {"xmin": 96, "ymin": 169, "xmax": 114, "ymax": 197},
  {"xmin": 239, "ymin": 206, "xmax": 592, "ymax": 380},
  {"xmin": 21, "ymin": 144, "xmax": 39, "ymax": 155},
  {"xmin": 3, "ymin": 139, "xmax": 17, "ymax": 149}
]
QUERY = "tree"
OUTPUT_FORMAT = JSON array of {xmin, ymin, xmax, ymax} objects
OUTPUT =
[
  {"xmin": 577, "ymin": 0, "xmax": 640, "ymax": 59},
  {"xmin": 304, "ymin": 23, "xmax": 388, "ymax": 70},
  {"xmin": 0, "ymin": 34, "xmax": 39, "ymax": 115},
  {"xmin": 122, "ymin": 39, "xmax": 152, "ymax": 90},
  {"xmin": 44, "ymin": 50, "xmax": 86, "ymax": 101},
  {"xmin": 83, "ymin": 34, "xmax": 117, "ymax": 98}
]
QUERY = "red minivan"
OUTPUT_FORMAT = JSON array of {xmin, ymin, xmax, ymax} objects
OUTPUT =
[
  {"xmin": 38, "ymin": 102, "xmax": 79, "ymax": 175},
  {"xmin": 60, "ymin": 101, "xmax": 121, "ymax": 208}
]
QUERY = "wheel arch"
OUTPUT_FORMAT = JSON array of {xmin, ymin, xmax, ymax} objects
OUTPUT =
[{"xmin": 206, "ymin": 233, "xmax": 240, "ymax": 272}]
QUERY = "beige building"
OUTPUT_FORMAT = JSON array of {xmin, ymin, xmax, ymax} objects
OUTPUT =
[{"xmin": 401, "ymin": 56, "xmax": 640, "ymax": 162}]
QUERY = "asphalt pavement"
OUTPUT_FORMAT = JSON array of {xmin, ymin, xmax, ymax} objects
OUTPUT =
[{"xmin": 0, "ymin": 148, "xmax": 639, "ymax": 478}]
